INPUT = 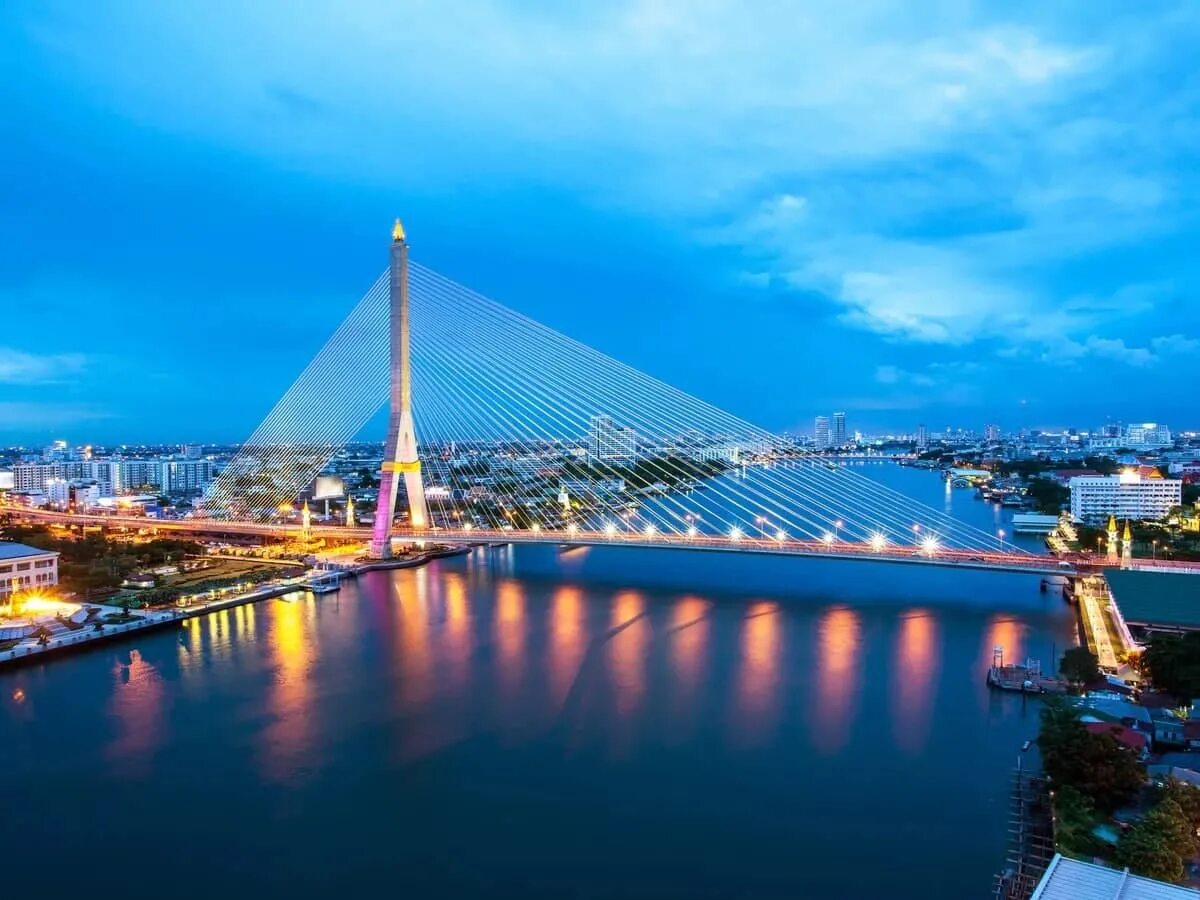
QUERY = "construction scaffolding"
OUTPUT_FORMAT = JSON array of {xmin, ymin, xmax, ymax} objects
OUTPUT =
[{"xmin": 993, "ymin": 753, "xmax": 1057, "ymax": 900}]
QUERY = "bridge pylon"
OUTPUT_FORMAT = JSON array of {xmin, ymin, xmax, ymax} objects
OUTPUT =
[{"xmin": 370, "ymin": 219, "xmax": 430, "ymax": 558}]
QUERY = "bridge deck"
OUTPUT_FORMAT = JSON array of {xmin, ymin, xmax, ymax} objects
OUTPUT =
[{"xmin": 5, "ymin": 508, "xmax": 1091, "ymax": 575}]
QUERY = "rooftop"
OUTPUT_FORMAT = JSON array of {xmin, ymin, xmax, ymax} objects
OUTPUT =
[
  {"xmin": 1031, "ymin": 853, "xmax": 1199, "ymax": 899},
  {"xmin": 0, "ymin": 542, "xmax": 59, "ymax": 561},
  {"xmin": 1107, "ymin": 570, "xmax": 1200, "ymax": 630}
]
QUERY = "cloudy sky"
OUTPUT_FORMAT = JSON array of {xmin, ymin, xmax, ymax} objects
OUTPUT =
[{"xmin": 2, "ymin": 1, "xmax": 1198, "ymax": 443}]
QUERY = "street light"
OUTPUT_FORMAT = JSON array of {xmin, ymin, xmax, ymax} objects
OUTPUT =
[
  {"xmin": 756, "ymin": 515, "xmax": 768, "ymax": 539},
  {"xmin": 775, "ymin": 529, "xmax": 786, "ymax": 542},
  {"xmin": 686, "ymin": 525, "xmax": 698, "ymax": 539},
  {"xmin": 821, "ymin": 531, "xmax": 834, "ymax": 547},
  {"xmin": 921, "ymin": 535, "xmax": 940, "ymax": 557},
  {"xmin": 730, "ymin": 526, "xmax": 744, "ymax": 542},
  {"xmin": 870, "ymin": 532, "xmax": 887, "ymax": 552},
  {"xmin": 604, "ymin": 521, "xmax": 618, "ymax": 538},
  {"xmin": 566, "ymin": 523, "xmax": 579, "ymax": 536},
  {"xmin": 834, "ymin": 519, "xmax": 843, "ymax": 542},
  {"xmin": 998, "ymin": 528, "xmax": 1006, "ymax": 548},
  {"xmin": 644, "ymin": 524, "xmax": 657, "ymax": 538}
]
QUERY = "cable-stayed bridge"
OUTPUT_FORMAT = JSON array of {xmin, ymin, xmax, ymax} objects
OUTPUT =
[{"xmin": 126, "ymin": 223, "xmax": 1079, "ymax": 574}]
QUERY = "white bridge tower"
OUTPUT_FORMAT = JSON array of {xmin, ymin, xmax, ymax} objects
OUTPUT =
[{"xmin": 369, "ymin": 219, "xmax": 430, "ymax": 558}]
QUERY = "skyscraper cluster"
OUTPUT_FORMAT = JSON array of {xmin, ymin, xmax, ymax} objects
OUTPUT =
[{"xmin": 813, "ymin": 411, "xmax": 847, "ymax": 449}]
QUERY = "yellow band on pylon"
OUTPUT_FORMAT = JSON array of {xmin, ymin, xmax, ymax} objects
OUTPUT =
[{"xmin": 382, "ymin": 460, "xmax": 422, "ymax": 473}]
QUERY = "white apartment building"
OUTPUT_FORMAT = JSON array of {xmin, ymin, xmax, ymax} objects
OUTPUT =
[
  {"xmin": 0, "ymin": 542, "xmax": 60, "ymax": 600},
  {"xmin": 12, "ymin": 457, "xmax": 214, "ymax": 496},
  {"xmin": 814, "ymin": 416, "xmax": 831, "ymax": 449},
  {"xmin": 588, "ymin": 415, "xmax": 638, "ymax": 462},
  {"xmin": 1069, "ymin": 470, "xmax": 1183, "ymax": 523}
]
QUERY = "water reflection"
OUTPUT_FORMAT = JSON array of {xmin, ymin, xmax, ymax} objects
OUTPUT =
[
  {"xmin": 810, "ymin": 605, "xmax": 861, "ymax": 754},
  {"xmin": 985, "ymin": 615, "xmax": 1024, "ymax": 669},
  {"xmin": 260, "ymin": 596, "xmax": 317, "ymax": 780},
  {"xmin": 107, "ymin": 648, "xmax": 164, "ymax": 769},
  {"xmin": 891, "ymin": 609, "xmax": 940, "ymax": 754},
  {"xmin": 548, "ymin": 585, "xmax": 585, "ymax": 705},
  {"xmin": 668, "ymin": 596, "xmax": 709, "ymax": 735},
  {"xmin": 608, "ymin": 590, "xmax": 646, "ymax": 718},
  {"xmin": 733, "ymin": 601, "xmax": 782, "ymax": 745},
  {"xmin": 494, "ymin": 579, "xmax": 526, "ymax": 709},
  {"xmin": 397, "ymin": 566, "xmax": 433, "ymax": 708},
  {"xmin": 443, "ymin": 572, "xmax": 472, "ymax": 693}
]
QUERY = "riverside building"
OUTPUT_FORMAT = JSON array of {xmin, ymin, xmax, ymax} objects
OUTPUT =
[{"xmin": 1069, "ymin": 469, "xmax": 1183, "ymax": 523}]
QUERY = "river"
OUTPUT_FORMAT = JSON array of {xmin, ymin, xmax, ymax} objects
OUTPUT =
[{"xmin": 0, "ymin": 463, "xmax": 1075, "ymax": 898}]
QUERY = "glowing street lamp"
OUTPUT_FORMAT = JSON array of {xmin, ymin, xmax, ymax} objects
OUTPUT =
[
  {"xmin": 921, "ymin": 535, "xmax": 940, "ymax": 557},
  {"xmin": 686, "ymin": 525, "xmax": 698, "ymax": 539},
  {"xmin": 531, "ymin": 523, "xmax": 541, "ymax": 534},
  {"xmin": 775, "ymin": 529, "xmax": 786, "ymax": 542},
  {"xmin": 821, "ymin": 531, "xmax": 834, "ymax": 547},
  {"xmin": 730, "ymin": 526, "xmax": 744, "ymax": 542},
  {"xmin": 566, "ymin": 523, "xmax": 579, "ymax": 537},
  {"xmin": 870, "ymin": 532, "xmax": 887, "ymax": 552},
  {"xmin": 604, "ymin": 521, "xmax": 618, "ymax": 538},
  {"xmin": 463, "ymin": 522, "xmax": 474, "ymax": 531},
  {"xmin": 644, "ymin": 524, "xmax": 657, "ymax": 538},
  {"xmin": 834, "ymin": 519, "xmax": 843, "ymax": 542},
  {"xmin": 997, "ymin": 528, "xmax": 1006, "ymax": 548}
]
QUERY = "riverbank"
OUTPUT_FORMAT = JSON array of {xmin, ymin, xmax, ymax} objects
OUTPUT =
[{"xmin": 0, "ymin": 544, "xmax": 470, "ymax": 669}]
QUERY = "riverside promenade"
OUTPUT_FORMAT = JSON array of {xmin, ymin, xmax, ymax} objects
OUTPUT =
[{"xmin": 0, "ymin": 545, "xmax": 468, "ymax": 668}]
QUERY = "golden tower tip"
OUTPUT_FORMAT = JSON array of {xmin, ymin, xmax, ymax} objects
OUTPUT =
[{"xmin": 392, "ymin": 218, "xmax": 406, "ymax": 242}]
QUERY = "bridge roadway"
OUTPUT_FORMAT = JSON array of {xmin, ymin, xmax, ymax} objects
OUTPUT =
[{"xmin": 6, "ymin": 507, "xmax": 1090, "ymax": 575}]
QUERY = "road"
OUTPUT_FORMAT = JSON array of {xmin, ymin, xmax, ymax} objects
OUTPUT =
[{"xmin": 4, "ymin": 506, "xmax": 1096, "ymax": 575}]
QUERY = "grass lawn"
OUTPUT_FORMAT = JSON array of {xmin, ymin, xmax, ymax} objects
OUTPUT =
[{"xmin": 161, "ymin": 558, "xmax": 294, "ymax": 590}]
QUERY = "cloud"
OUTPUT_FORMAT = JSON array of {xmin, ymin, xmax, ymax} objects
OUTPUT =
[
  {"xmin": 1046, "ymin": 333, "xmax": 1199, "ymax": 367},
  {"xmin": 0, "ymin": 348, "xmax": 86, "ymax": 384}
]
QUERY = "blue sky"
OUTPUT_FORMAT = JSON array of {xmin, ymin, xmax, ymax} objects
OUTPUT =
[{"xmin": 2, "ymin": 1, "xmax": 1198, "ymax": 444}]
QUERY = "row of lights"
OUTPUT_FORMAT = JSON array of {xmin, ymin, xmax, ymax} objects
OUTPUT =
[{"xmin": 453, "ymin": 519, "xmax": 944, "ymax": 555}]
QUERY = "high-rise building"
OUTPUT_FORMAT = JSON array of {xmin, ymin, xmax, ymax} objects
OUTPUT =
[
  {"xmin": 832, "ymin": 411, "xmax": 846, "ymax": 447},
  {"xmin": 588, "ymin": 415, "xmax": 638, "ymax": 461},
  {"xmin": 1124, "ymin": 423, "xmax": 1172, "ymax": 449},
  {"xmin": 814, "ymin": 416, "xmax": 830, "ymax": 449},
  {"xmin": 985, "ymin": 424, "xmax": 1001, "ymax": 443},
  {"xmin": 161, "ymin": 458, "xmax": 215, "ymax": 493},
  {"xmin": 916, "ymin": 424, "xmax": 928, "ymax": 451},
  {"xmin": 1069, "ymin": 470, "xmax": 1182, "ymax": 523}
]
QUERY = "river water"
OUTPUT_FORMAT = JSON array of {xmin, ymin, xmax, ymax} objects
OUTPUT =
[{"xmin": 0, "ymin": 464, "xmax": 1074, "ymax": 898}]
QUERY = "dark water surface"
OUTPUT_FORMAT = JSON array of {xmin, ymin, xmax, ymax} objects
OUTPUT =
[{"xmin": 1, "ymin": 467, "xmax": 1074, "ymax": 898}]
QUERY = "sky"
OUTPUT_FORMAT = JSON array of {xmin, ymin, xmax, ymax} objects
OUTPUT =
[{"xmin": 2, "ymin": 1, "xmax": 1198, "ymax": 445}]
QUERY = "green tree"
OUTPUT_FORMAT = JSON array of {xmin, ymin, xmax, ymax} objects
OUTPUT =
[
  {"xmin": 1026, "ymin": 477, "xmax": 1070, "ymax": 515},
  {"xmin": 1119, "ymin": 825, "xmax": 1184, "ymax": 883},
  {"xmin": 1161, "ymin": 777, "xmax": 1200, "ymax": 834},
  {"xmin": 1118, "ymin": 800, "xmax": 1195, "ymax": 883},
  {"xmin": 1060, "ymin": 647, "xmax": 1101, "ymax": 686},
  {"xmin": 1052, "ymin": 785, "xmax": 1103, "ymax": 859},
  {"xmin": 1141, "ymin": 633, "xmax": 1200, "ymax": 704},
  {"xmin": 1038, "ymin": 698, "xmax": 1145, "ymax": 813}
]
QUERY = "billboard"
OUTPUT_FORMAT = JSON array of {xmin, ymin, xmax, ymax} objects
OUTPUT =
[{"xmin": 313, "ymin": 475, "xmax": 345, "ymax": 500}]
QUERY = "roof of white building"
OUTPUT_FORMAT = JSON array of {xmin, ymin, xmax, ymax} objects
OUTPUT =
[
  {"xmin": 0, "ymin": 541, "xmax": 59, "ymax": 561},
  {"xmin": 1031, "ymin": 854, "xmax": 1200, "ymax": 899}
]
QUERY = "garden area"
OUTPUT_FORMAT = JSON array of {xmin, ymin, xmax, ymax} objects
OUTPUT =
[{"xmin": 1040, "ymin": 698, "xmax": 1200, "ymax": 884}]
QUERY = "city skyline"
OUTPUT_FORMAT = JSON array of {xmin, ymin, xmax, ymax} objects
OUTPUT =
[{"xmin": 4, "ymin": 3, "xmax": 1199, "ymax": 444}]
